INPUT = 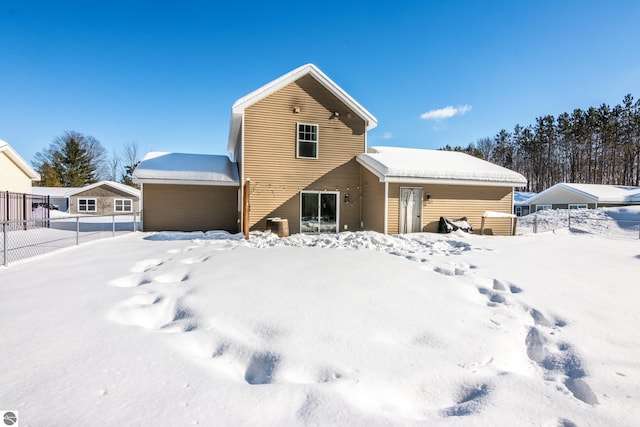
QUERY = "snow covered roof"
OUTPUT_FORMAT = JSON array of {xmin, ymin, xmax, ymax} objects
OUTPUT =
[
  {"xmin": 66, "ymin": 181, "xmax": 141, "ymax": 198},
  {"xmin": 526, "ymin": 183, "xmax": 640, "ymax": 205},
  {"xmin": 514, "ymin": 191, "xmax": 536, "ymax": 205},
  {"xmin": 132, "ymin": 152, "xmax": 239, "ymax": 186},
  {"xmin": 0, "ymin": 139, "xmax": 40, "ymax": 181},
  {"xmin": 31, "ymin": 186, "xmax": 80, "ymax": 197},
  {"xmin": 227, "ymin": 64, "xmax": 378, "ymax": 153},
  {"xmin": 357, "ymin": 146, "xmax": 528, "ymax": 187}
]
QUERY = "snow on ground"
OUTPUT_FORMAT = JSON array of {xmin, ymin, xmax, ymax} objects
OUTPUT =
[
  {"xmin": 517, "ymin": 205, "xmax": 640, "ymax": 238},
  {"xmin": 1, "ymin": 209, "xmax": 639, "ymax": 426}
]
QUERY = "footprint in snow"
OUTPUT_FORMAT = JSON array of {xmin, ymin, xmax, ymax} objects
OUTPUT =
[
  {"xmin": 130, "ymin": 258, "xmax": 163, "ymax": 273},
  {"xmin": 441, "ymin": 383, "xmax": 492, "ymax": 417},
  {"xmin": 478, "ymin": 287, "xmax": 506, "ymax": 306},
  {"xmin": 107, "ymin": 294, "xmax": 195, "ymax": 332},
  {"xmin": 108, "ymin": 274, "xmax": 152, "ymax": 288},
  {"xmin": 244, "ymin": 352, "xmax": 281, "ymax": 385},
  {"xmin": 525, "ymin": 326, "xmax": 598, "ymax": 405}
]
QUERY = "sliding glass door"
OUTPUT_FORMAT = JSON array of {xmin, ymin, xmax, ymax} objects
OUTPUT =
[{"xmin": 300, "ymin": 191, "xmax": 338, "ymax": 234}]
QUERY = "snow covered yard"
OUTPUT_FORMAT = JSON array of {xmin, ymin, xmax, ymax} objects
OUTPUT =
[{"xmin": 1, "ymin": 215, "xmax": 639, "ymax": 426}]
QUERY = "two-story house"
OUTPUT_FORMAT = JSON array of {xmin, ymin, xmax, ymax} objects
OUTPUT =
[
  {"xmin": 228, "ymin": 64, "xmax": 377, "ymax": 235},
  {"xmin": 134, "ymin": 64, "xmax": 526, "ymax": 236}
]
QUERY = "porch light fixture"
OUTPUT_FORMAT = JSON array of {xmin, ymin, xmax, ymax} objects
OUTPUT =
[
  {"xmin": 293, "ymin": 106, "xmax": 301, "ymax": 113},
  {"xmin": 425, "ymin": 193, "xmax": 432, "ymax": 202}
]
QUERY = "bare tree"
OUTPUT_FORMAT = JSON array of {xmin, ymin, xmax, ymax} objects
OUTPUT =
[
  {"xmin": 121, "ymin": 141, "xmax": 142, "ymax": 188},
  {"xmin": 475, "ymin": 137, "xmax": 495, "ymax": 161},
  {"xmin": 106, "ymin": 149, "xmax": 121, "ymax": 182}
]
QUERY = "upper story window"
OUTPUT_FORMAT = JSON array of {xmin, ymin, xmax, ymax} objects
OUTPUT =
[
  {"xmin": 78, "ymin": 198, "xmax": 97, "ymax": 212},
  {"xmin": 114, "ymin": 199, "xmax": 133, "ymax": 212},
  {"xmin": 297, "ymin": 123, "xmax": 318, "ymax": 159}
]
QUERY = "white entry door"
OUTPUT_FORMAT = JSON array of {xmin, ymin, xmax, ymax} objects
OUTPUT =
[{"xmin": 399, "ymin": 188, "xmax": 423, "ymax": 233}]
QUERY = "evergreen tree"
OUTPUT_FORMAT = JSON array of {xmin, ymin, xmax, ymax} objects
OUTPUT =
[
  {"xmin": 482, "ymin": 94, "xmax": 640, "ymax": 190},
  {"xmin": 35, "ymin": 162, "xmax": 62, "ymax": 187},
  {"xmin": 32, "ymin": 131, "xmax": 107, "ymax": 187}
]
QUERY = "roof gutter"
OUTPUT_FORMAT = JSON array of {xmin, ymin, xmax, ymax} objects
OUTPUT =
[{"xmin": 132, "ymin": 178, "xmax": 239, "ymax": 187}]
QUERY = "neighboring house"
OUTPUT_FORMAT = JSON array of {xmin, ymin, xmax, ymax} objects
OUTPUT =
[
  {"xmin": 514, "ymin": 191, "xmax": 536, "ymax": 216},
  {"xmin": 1, "ymin": 139, "xmax": 41, "ymax": 222},
  {"xmin": 0, "ymin": 139, "xmax": 40, "ymax": 194},
  {"xmin": 31, "ymin": 186, "xmax": 79, "ymax": 212},
  {"xmin": 357, "ymin": 147, "xmax": 527, "ymax": 235},
  {"xmin": 66, "ymin": 181, "xmax": 141, "ymax": 215},
  {"xmin": 133, "ymin": 152, "xmax": 239, "ymax": 231},
  {"xmin": 133, "ymin": 64, "xmax": 526, "ymax": 236},
  {"xmin": 526, "ymin": 183, "xmax": 640, "ymax": 212}
]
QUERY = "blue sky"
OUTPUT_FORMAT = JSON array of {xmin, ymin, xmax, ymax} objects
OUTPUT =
[{"xmin": 2, "ymin": 1, "xmax": 640, "ymax": 165}]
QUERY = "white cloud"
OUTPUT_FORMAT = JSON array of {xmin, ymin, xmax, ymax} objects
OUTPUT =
[
  {"xmin": 420, "ymin": 105, "xmax": 472, "ymax": 120},
  {"xmin": 382, "ymin": 132, "xmax": 393, "ymax": 139}
]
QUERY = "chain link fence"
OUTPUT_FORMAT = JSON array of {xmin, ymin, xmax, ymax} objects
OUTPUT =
[
  {"xmin": 517, "ymin": 210, "xmax": 640, "ymax": 239},
  {"xmin": 1, "ymin": 212, "xmax": 141, "ymax": 266}
]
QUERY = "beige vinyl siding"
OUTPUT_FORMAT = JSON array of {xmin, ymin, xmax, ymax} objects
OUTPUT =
[
  {"xmin": 142, "ymin": 184, "xmax": 238, "ymax": 232},
  {"xmin": 70, "ymin": 185, "xmax": 140, "ymax": 215},
  {"xmin": 0, "ymin": 151, "xmax": 33, "ymax": 193},
  {"xmin": 387, "ymin": 183, "xmax": 514, "ymax": 236},
  {"xmin": 243, "ymin": 74, "xmax": 366, "ymax": 234},
  {"xmin": 361, "ymin": 167, "xmax": 385, "ymax": 233}
]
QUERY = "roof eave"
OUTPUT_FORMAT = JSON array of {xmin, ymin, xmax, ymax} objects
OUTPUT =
[
  {"xmin": 0, "ymin": 143, "xmax": 41, "ymax": 181},
  {"xmin": 134, "ymin": 178, "xmax": 239, "ymax": 187},
  {"xmin": 381, "ymin": 176, "xmax": 527, "ymax": 187}
]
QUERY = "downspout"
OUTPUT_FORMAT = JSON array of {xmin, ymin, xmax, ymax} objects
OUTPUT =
[
  {"xmin": 384, "ymin": 181, "xmax": 388, "ymax": 234},
  {"xmin": 139, "ymin": 183, "xmax": 144, "ymax": 231},
  {"xmin": 243, "ymin": 179, "xmax": 250, "ymax": 240},
  {"xmin": 239, "ymin": 114, "xmax": 246, "ymax": 235},
  {"xmin": 359, "ymin": 166, "xmax": 363, "ymax": 230}
]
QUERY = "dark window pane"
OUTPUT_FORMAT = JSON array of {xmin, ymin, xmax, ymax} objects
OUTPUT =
[{"xmin": 299, "ymin": 141, "xmax": 317, "ymax": 158}]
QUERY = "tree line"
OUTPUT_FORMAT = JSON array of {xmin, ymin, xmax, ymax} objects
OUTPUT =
[
  {"xmin": 32, "ymin": 131, "xmax": 141, "ymax": 188},
  {"xmin": 443, "ymin": 94, "xmax": 640, "ymax": 192}
]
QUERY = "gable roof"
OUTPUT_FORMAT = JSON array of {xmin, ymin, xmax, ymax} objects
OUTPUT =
[
  {"xmin": 357, "ymin": 146, "xmax": 527, "ymax": 187},
  {"xmin": 0, "ymin": 139, "xmax": 40, "ymax": 181},
  {"xmin": 227, "ymin": 63, "xmax": 378, "ymax": 153},
  {"xmin": 514, "ymin": 191, "xmax": 536, "ymax": 205},
  {"xmin": 66, "ymin": 181, "xmax": 141, "ymax": 198},
  {"xmin": 31, "ymin": 186, "xmax": 81, "ymax": 197},
  {"xmin": 526, "ymin": 183, "xmax": 640, "ymax": 205},
  {"xmin": 132, "ymin": 152, "xmax": 239, "ymax": 186}
]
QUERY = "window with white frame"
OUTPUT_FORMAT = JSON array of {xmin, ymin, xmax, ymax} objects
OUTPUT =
[
  {"xmin": 78, "ymin": 198, "xmax": 97, "ymax": 212},
  {"xmin": 297, "ymin": 123, "xmax": 318, "ymax": 158},
  {"xmin": 114, "ymin": 199, "xmax": 133, "ymax": 212},
  {"xmin": 568, "ymin": 203, "xmax": 588, "ymax": 210},
  {"xmin": 536, "ymin": 204, "xmax": 552, "ymax": 212}
]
